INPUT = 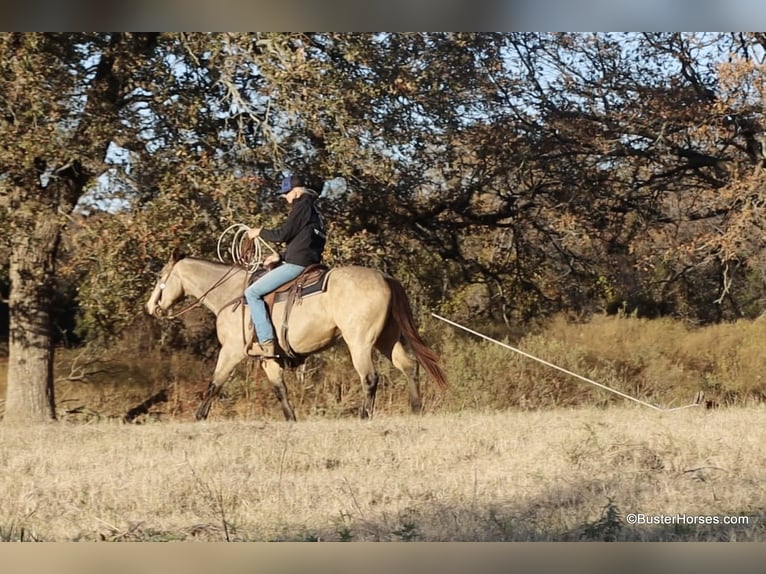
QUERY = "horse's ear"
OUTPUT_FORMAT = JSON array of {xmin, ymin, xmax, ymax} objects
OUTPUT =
[{"xmin": 171, "ymin": 247, "xmax": 186, "ymax": 262}]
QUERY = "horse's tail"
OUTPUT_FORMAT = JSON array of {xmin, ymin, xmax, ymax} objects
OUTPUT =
[{"xmin": 385, "ymin": 276, "xmax": 448, "ymax": 390}]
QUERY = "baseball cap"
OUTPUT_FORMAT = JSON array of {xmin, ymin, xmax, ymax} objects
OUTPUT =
[{"xmin": 278, "ymin": 175, "xmax": 306, "ymax": 194}]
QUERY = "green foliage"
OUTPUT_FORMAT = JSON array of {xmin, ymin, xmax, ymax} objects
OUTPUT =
[
  {"xmin": 580, "ymin": 499, "xmax": 623, "ymax": 542},
  {"xmin": 6, "ymin": 32, "xmax": 766, "ymax": 357},
  {"xmin": 333, "ymin": 512, "xmax": 354, "ymax": 542},
  {"xmin": 392, "ymin": 508, "xmax": 422, "ymax": 541}
]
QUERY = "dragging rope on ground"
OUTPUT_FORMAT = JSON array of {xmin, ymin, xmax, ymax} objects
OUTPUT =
[{"xmin": 432, "ymin": 313, "xmax": 701, "ymax": 412}]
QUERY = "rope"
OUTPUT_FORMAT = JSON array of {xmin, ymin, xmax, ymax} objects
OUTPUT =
[
  {"xmin": 217, "ymin": 223, "xmax": 278, "ymax": 274},
  {"xmin": 431, "ymin": 313, "xmax": 701, "ymax": 412},
  {"xmin": 163, "ymin": 264, "xmax": 242, "ymax": 320}
]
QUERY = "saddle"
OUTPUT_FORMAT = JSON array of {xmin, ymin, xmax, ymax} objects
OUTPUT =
[
  {"xmin": 262, "ymin": 263, "xmax": 330, "ymax": 310},
  {"xmin": 245, "ymin": 264, "xmax": 331, "ymax": 359}
]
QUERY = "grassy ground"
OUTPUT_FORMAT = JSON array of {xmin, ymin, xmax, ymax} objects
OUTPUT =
[
  {"xmin": 1, "ymin": 314, "xmax": 765, "ymax": 541},
  {"xmin": 0, "ymin": 406, "xmax": 763, "ymax": 541}
]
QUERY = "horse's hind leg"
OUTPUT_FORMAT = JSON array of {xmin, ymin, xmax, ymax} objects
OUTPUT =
[
  {"xmin": 262, "ymin": 359, "xmax": 297, "ymax": 421},
  {"xmin": 375, "ymin": 320, "xmax": 422, "ymax": 413},
  {"xmin": 349, "ymin": 345, "xmax": 379, "ymax": 419},
  {"xmin": 361, "ymin": 371, "xmax": 379, "ymax": 420},
  {"xmin": 392, "ymin": 341, "xmax": 421, "ymax": 412}
]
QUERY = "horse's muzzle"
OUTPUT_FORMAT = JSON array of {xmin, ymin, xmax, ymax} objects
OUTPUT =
[{"xmin": 146, "ymin": 299, "xmax": 163, "ymax": 317}]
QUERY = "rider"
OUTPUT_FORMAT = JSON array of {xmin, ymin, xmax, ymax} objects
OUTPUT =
[{"xmin": 244, "ymin": 174, "xmax": 327, "ymax": 358}]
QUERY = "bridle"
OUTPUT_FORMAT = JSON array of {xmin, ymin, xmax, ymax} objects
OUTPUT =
[{"xmin": 154, "ymin": 261, "xmax": 242, "ymax": 320}]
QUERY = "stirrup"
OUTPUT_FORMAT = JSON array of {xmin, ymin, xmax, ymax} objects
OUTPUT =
[{"xmin": 247, "ymin": 341, "xmax": 278, "ymax": 359}]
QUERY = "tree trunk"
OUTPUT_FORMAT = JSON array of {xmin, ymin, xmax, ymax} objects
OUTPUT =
[
  {"xmin": 1, "ymin": 34, "xmax": 157, "ymax": 423},
  {"xmin": 3, "ymin": 212, "xmax": 60, "ymax": 423}
]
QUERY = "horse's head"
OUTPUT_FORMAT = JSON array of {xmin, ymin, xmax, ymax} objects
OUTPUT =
[{"xmin": 145, "ymin": 249, "xmax": 187, "ymax": 317}]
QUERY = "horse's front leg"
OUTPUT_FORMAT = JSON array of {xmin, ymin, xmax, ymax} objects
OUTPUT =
[
  {"xmin": 261, "ymin": 359, "xmax": 297, "ymax": 421},
  {"xmin": 195, "ymin": 382, "xmax": 222, "ymax": 421},
  {"xmin": 195, "ymin": 344, "xmax": 244, "ymax": 421}
]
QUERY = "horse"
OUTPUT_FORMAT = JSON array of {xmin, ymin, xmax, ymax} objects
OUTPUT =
[{"xmin": 144, "ymin": 250, "xmax": 448, "ymax": 421}]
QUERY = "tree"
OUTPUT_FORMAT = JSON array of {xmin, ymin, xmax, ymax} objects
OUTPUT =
[
  {"xmin": 6, "ymin": 33, "xmax": 766, "ymax": 426},
  {"xmin": 56, "ymin": 33, "xmax": 766, "ymax": 329},
  {"xmin": 0, "ymin": 33, "xmax": 160, "ymax": 422}
]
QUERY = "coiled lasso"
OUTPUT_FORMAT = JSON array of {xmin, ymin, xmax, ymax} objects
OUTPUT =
[{"xmin": 216, "ymin": 223, "xmax": 278, "ymax": 274}]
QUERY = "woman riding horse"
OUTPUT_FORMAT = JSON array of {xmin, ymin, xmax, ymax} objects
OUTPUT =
[{"xmin": 244, "ymin": 175, "xmax": 327, "ymax": 359}]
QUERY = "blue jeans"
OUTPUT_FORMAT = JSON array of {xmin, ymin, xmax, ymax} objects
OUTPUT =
[{"xmin": 244, "ymin": 263, "xmax": 305, "ymax": 344}]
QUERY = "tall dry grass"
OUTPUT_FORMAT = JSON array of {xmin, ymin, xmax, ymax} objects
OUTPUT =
[
  {"xmin": 0, "ymin": 407, "xmax": 764, "ymax": 541},
  {"xmin": 3, "ymin": 313, "xmax": 766, "ymax": 421},
  {"xmin": 436, "ymin": 314, "xmax": 766, "ymax": 412}
]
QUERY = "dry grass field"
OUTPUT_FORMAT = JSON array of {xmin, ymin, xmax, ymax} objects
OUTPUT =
[
  {"xmin": 1, "ymin": 406, "xmax": 764, "ymax": 542},
  {"xmin": 2, "ymin": 314, "xmax": 766, "ymax": 542}
]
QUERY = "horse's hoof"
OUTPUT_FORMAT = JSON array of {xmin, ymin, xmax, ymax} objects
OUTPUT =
[{"xmin": 195, "ymin": 404, "xmax": 210, "ymax": 420}]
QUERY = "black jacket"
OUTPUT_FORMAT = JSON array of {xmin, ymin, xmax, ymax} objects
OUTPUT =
[{"xmin": 260, "ymin": 192, "xmax": 326, "ymax": 267}]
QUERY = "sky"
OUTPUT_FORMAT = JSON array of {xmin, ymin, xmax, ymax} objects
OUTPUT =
[{"xmin": 2, "ymin": 0, "xmax": 765, "ymax": 31}]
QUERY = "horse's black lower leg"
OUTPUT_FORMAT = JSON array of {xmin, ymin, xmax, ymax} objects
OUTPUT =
[
  {"xmin": 272, "ymin": 383, "xmax": 297, "ymax": 422},
  {"xmin": 408, "ymin": 363, "xmax": 422, "ymax": 413},
  {"xmin": 409, "ymin": 391, "xmax": 422, "ymax": 413},
  {"xmin": 261, "ymin": 359, "xmax": 296, "ymax": 421},
  {"xmin": 360, "ymin": 372, "xmax": 379, "ymax": 420},
  {"xmin": 195, "ymin": 382, "xmax": 220, "ymax": 421}
]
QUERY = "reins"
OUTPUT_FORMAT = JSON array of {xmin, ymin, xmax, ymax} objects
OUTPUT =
[
  {"xmin": 159, "ymin": 224, "xmax": 277, "ymax": 342},
  {"xmin": 161, "ymin": 224, "xmax": 267, "ymax": 321},
  {"xmin": 163, "ymin": 263, "xmax": 242, "ymax": 320}
]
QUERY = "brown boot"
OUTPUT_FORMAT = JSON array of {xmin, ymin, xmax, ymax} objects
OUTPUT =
[
  {"xmin": 259, "ymin": 340, "xmax": 276, "ymax": 358},
  {"xmin": 248, "ymin": 340, "xmax": 277, "ymax": 358}
]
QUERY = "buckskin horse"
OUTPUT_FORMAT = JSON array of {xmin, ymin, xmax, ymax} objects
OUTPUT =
[{"xmin": 145, "ymin": 250, "xmax": 447, "ymax": 421}]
